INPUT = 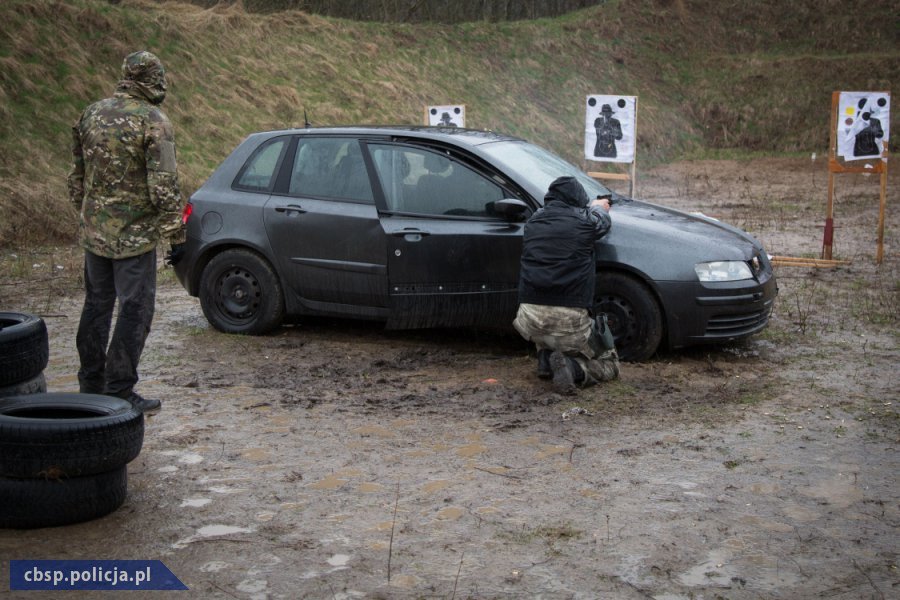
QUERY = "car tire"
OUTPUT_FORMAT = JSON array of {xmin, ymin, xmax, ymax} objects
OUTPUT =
[
  {"xmin": 0, "ymin": 466, "xmax": 127, "ymax": 529},
  {"xmin": 0, "ymin": 393, "xmax": 144, "ymax": 479},
  {"xmin": 0, "ymin": 312, "xmax": 49, "ymax": 387},
  {"xmin": 594, "ymin": 272, "xmax": 663, "ymax": 362},
  {"xmin": 199, "ymin": 248, "xmax": 285, "ymax": 335},
  {"xmin": 0, "ymin": 372, "xmax": 47, "ymax": 399}
]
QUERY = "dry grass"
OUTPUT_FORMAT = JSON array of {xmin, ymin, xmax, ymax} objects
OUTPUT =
[{"xmin": 0, "ymin": 0, "xmax": 897, "ymax": 249}]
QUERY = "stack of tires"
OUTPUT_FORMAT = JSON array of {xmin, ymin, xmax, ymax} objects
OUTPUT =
[
  {"xmin": 0, "ymin": 312, "xmax": 145, "ymax": 529},
  {"xmin": 0, "ymin": 312, "xmax": 49, "ymax": 398}
]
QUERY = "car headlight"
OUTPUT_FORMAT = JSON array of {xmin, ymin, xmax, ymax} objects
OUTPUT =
[{"xmin": 694, "ymin": 260, "xmax": 754, "ymax": 282}]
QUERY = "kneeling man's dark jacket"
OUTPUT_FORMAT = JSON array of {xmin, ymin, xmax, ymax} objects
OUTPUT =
[{"xmin": 518, "ymin": 176, "xmax": 611, "ymax": 309}]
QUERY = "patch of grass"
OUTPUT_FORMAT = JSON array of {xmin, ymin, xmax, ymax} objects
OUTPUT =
[{"xmin": 4, "ymin": 0, "xmax": 896, "ymax": 248}]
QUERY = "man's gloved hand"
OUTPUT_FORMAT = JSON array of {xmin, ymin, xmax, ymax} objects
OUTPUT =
[{"xmin": 164, "ymin": 242, "xmax": 186, "ymax": 267}]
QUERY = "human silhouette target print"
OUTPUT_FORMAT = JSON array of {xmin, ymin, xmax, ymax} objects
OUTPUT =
[{"xmin": 584, "ymin": 95, "xmax": 636, "ymax": 163}]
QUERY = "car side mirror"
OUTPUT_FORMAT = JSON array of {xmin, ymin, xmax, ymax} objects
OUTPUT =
[{"xmin": 488, "ymin": 198, "xmax": 530, "ymax": 221}]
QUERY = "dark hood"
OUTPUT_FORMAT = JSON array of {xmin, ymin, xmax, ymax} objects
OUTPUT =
[
  {"xmin": 115, "ymin": 50, "xmax": 167, "ymax": 105},
  {"xmin": 544, "ymin": 176, "xmax": 589, "ymax": 208}
]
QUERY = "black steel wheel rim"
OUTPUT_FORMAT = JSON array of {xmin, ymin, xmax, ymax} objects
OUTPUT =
[
  {"xmin": 597, "ymin": 294, "xmax": 636, "ymax": 347},
  {"xmin": 215, "ymin": 267, "xmax": 261, "ymax": 323}
]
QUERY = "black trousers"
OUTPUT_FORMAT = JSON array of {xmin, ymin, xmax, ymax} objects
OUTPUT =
[{"xmin": 76, "ymin": 249, "xmax": 156, "ymax": 398}]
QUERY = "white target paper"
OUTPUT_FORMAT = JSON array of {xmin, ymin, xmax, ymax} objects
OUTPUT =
[
  {"xmin": 584, "ymin": 95, "xmax": 636, "ymax": 163},
  {"xmin": 836, "ymin": 92, "xmax": 890, "ymax": 161},
  {"xmin": 427, "ymin": 105, "xmax": 465, "ymax": 128}
]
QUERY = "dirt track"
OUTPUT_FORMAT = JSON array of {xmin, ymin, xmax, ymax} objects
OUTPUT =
[{"xmin": 1, "ymin": 158, "xmax": 898, "ymax": 599}]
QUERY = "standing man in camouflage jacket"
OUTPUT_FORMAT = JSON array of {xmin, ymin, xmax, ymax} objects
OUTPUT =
[{"xmin": 67, "ymin": 51, "xmax": 185, "ymax": 413}]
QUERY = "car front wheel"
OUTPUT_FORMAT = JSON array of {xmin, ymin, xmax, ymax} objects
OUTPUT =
[
  {"xmin": 594, "ymin": 272, "xmax": 663, "ymax": 362},
  {"xmin": 200, "ymin": 249, "xmax": 285, "ymax": 335}
]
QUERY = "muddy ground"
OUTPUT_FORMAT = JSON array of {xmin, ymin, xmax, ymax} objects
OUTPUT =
[{"xmin": 1, "ymin": 157, "xmax": 897, "ymax": 599}]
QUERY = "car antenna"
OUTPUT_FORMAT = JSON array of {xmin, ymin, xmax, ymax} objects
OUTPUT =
[{"xmin": 304, "ymin": 109, "xmax": 311, "ymax": 129}]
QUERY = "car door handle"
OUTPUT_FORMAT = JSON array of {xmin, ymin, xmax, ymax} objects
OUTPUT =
[
  {"xmin": 391, "ymin": 229, "xmax": 430, "ymax": 237},
  {"xmin": 275, "ymin": 204, "xmax": 306, "ymax": 214}
]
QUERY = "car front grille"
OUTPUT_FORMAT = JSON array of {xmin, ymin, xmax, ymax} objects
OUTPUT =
[{"xmin": 705, "ymin": 308, "xmax": 770, "ymax": 337}]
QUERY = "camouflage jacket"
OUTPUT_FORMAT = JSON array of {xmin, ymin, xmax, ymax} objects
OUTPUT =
[{"xmin": 67, "ymin": 89, "xmax": 185, "ymax": 259}]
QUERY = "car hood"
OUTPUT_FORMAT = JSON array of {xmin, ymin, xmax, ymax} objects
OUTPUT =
[{"xmin": 598, "ymin": 199, "xmax": 765, "ymax": 281}]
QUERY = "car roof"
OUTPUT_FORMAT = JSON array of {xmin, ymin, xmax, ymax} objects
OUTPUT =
[{"xmin": 247, "ymin": 126, "xmax": 524, "ymax": 148}]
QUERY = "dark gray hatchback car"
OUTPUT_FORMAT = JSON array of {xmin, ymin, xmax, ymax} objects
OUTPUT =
[{"xmin": 174, "ymin": 126, "xmax": 777, "ymax": 361}]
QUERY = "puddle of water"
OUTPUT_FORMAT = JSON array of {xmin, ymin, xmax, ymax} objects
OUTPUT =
[
  {"xmin": 456, "ymin": 443, "xmax": 487, "ymax": 458},
  {"xmin": 388, "ymin": 574, "xmax": 420, "ymax": 589},
  {"xmin": 309, "ymin": 474, "xmax": 349, "ymax": 490},
  {"xmin": 208, "ymin": 486, "xmax": 249, "ymax": 494},
  {"xmin": 268, "ymin": 414, "xmax": 293, "ymax": 426},
  {"xmin": 357, "ymin": 482, "xmax": 384, "ymax": 493},
  {"xmin": 800, "ymin": 473, "xmax": 864, "ymax": 508},
  {"xmin": 178, "ymin": 453, "xmax": 204, "ymax": 465},
  {"xmin": 327, "ymin": 554, "xmax": 350, "ymax": 568},
  {"xmin": 236, "ymin": 579, "xmax": 267, "ymax": 594},
  {"xmin": 422, "ymin": 480, "xmax": 452, "ymax": 494},
  {"xmin": 197, "ymin": 525, "xmax": 252, "ymax": 537},
  {"xmin": 534, "ymin": 444, "xmax": 568, "ymax": 460},
  {"xmin": 241, "ymin": 448, "xmax": 270, "ymax": 461},
  {"xmin": 475, "ymin": 506, "xmax": 499, "ymax": 515},
  {"xmin": 200, "ymin": 561, "xmax": 229, "ymax": 573},
  {"xmin": 180, "ymin": 498, "xmax": 212, "ymax": 508},
  {"xmin": 517, "ymin": 436, "xmax": 543, "ymax": 447},
  {"xmin": 435, "ymin": 507, "xmax": 464, "ymax": 520},
  {"xmin": 677, "ymin": 547, "xmax": 736, "ymax": 587},
  {"xmin": 172, "ymin": 524, "xmax": 253, "ymax": 549},
  {"xmin": 678, "ymin": 546, "xmax": 802, "ymax": 590}
]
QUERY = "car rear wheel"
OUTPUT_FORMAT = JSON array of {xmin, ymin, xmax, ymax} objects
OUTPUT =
[
  {"xmin": 594, "ymin": 272, "xmax": 663, "ymax": 362},
  {"xmin": 200, "ymin": 249, "xmax": 285, "ymax": 335}
]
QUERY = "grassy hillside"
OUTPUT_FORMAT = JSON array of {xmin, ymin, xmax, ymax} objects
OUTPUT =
[{"xmin": 0, "ymin": 0, "xmax": 896, "ymax": 246}]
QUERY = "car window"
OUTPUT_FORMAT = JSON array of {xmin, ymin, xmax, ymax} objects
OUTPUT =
[
  {"xmin": 234, "ymin": 137, "xmax": 287, "ymax": 192},
  {"xmin": 288, "ymin": 137, "xmax": 373, "ymax": 203},
  {"xmin": 480, "ymin": 140, "xmax": 612, "ymax": 199},
  {"xmin": 369, "ymin": 144, "xmax": 504, "ymax": 217}
]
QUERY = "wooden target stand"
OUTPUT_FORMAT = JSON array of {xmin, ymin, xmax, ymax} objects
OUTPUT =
[
  {"xmin": 587, "ymin": 161, "xmax": 636, "ymax": 198},
  {"xmin": 822, "ymin": 90, "xmax": 890, "ymax": 265}
]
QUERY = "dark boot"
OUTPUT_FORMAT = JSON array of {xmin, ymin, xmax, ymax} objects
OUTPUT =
[
  {"xmin": 548, "ymin": 352, "xmax": 573, "ymax": 392},
  {"xmin": 537, "ymin": 349, "xmax": 552, "ymax": 379}
]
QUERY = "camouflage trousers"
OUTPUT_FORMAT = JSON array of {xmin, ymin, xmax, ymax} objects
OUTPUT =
[
  {"xmin": 76, "ymin": 249, "xmax": 156, "ymax": 398},
  {"xmin": 513, "ymin": 303, "xmax": 619, "ymax": 387}
]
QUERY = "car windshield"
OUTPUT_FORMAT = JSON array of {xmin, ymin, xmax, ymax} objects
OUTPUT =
[{"xmin": 479, "ymin": 140, "xmax": 612, "ymax": 201}]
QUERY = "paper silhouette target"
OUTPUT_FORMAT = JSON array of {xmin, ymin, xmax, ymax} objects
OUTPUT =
[
  {"xmin": 585, "ymin": 95, "xmax": 636, "ymax": 163},
  {"xmin": 427, "ymin": 105, "xmax": 465, "ymax": 128},
  {"xmin": 837, "ymin": 92, "xmax": 890, "ymax": 161}
]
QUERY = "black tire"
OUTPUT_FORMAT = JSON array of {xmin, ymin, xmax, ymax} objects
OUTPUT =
[
  {"xmin": 0, "ymin": 393, "xmax": 144, "ymax": 479},
  {"xmin": 594, "ymin": 272, "xmax": 663, "ymax": 362},
  {"xmin": 0, "ymin": 372, "xmax": 47, "ymax": 398},
  {"xmin": 199, "ymin": 248, "xmax": 285, "ymax": 335},
  {"xmin": 0, "ymin": 312, "xmax": 49, "ymax": 387},
  {"xmin": 0, "ymin": 466, "xmax": 127, "ymax": 529}
]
